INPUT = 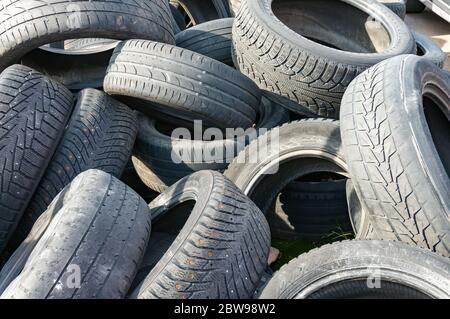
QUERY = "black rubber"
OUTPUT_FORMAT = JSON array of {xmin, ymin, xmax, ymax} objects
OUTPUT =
[
  {"xmin": 225, "ymin": 119, "xmax": 349, "ymax": 217},
  {"xmin": 340, "ymin": 55, "xmax": 450, "ymax": 256},
  {"xmin": 414, "ymin": 32, "xmax": 446, "ymax": 68},
  {"xmin": 22, "ymin": 42, "xmax": 119, "ymax": 91},
  {"xmin": 232, "ymin": 0, "xmax": 415, "ymax": 118},
  {"xmin": 0, "ymin": 170, "xmax": 151, "ymax": 299},
  {"xmin": 406, "ymin": 0, "xmax": 426, "ymax": 12},
  {"xmin": 170, "ymin": 3, "xmax": 187, "ymax": 33},
  {"xmin": 129, "ymin": 232, "xmax": 176, "ymax": 293},
  {"xmin": 129, "ymin": 170, "xmax": 271, "ymax": 299},
  {"xmin": 104, "ymin": 40, "xmax": 260, "ymax": 130},
  {"xmin": 9, "ymin": 89, "xmax": 138, "ymax": 250},
  {"xmin": 269, "ymin": 179, "xmax": 352, "ymax": 241},
  {"xmin": 132, "ymin": 96, "xmax": 289, "ymax": 192},
  {"xmin": 63, "ymin": 39, "xmax": 119, "ymax": 51},
  {"xmin": 176, "ymin": 18, "xmax": 234, "ymax": 66},
  {"xmin": 0, "ymin": 65, "xmax": 73, "ymax": 256},
  {"xmin": 259, "ymin": 240, "xmax": 450, "ymax": 299},
  {"xmin": 0, "ymin": 0, "xmax": 175, "ymax": 72},
  {"xmin": 346, "ymin": 180, "xmax": 376, "ymax": 239},
  {"xmin": 171, "ymin": 0, "xmax": 231, "ymax": 26}
]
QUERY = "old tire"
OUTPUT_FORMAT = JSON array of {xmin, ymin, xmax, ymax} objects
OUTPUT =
[
  {"xmin": 176, "ymin": 18, "xmax": 234, "ymax": 65},
  {"xmin": 0, "ymin": 170, "xmax": 151, "ymax": 299},
  {"xmin": 340, "ymin": 55, "xmax": 450, "ymax": 256},
  {"xmin": 225, "ymin": 119, "xmax": 349, "ymax": 217},
  {"xmin": 414, "ymin": 32, "xmax": 446, "ymax": 68},
  {"xmin": 9, "ymin": 89, "xmax": 138, "ymax": 249},
  {"xmin": 259, "ymin": 240, "xmax": 450, "ymax": 299},
  {"xmin": 133, "ymin": 97, "xmax": 289, "ymax": 192},
  {"xmin": 232, "ymin": 0, "xmax": 415, "ymax": 118},
  {"xmin": 130, "ymin": 171, "xmax": 270, "ymax": 299},
  {"xmin": 379, "ymin": 0, "xmax": 406, "ymax": 19},
  {"xmin": 0, "ymin": 65, "xmax": 73, "ymax": 256},
  {"xmin": 270, "ymin": 179, "xmax": 352, "ymax": 241},
  {"xmin": 0, "ymin": 0, "xmax": 175, "ymax": 72},
  {"xmin": 104, "ymin": 40, "xmax": 260, "ymax": 130}
]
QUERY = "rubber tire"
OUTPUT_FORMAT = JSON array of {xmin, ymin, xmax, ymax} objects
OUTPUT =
[
  {"xmin": 0, "ymin": 65, "xmax": 73, "ymax": 256},
  {"xmin": 130, "ymin": 170, "xmax": 271, "ymax": 299},
  {"xmin": 269, "ymin": 179, "xmax": 352, "ymax": 241},
  {"xmin": 406, "ymin": 0, "xmax": 426, "ymax": 13},
  {"xmin": 232, "ymin": 0, "xmax": 415, "ymax": 118},
  {"xmin": 132, "ymin": 96, "xmax": 289, "ymax": 192},
  {"xmin": 225, "ymin": 119, "xmax": 349, "ymax": 216},
  {"xmin": 172, "ymin": 0, "xmax": 231, "ymax": 25},
  {"xmin": 346, "ymin": 179, "xmax": 378, "ymax": 240},
  {"xmin": 0, "ymin": 170, "xmax": 151, "ymax": 299},
  {"xmin": 340, "ymin": 55, "xmax": 450, "ymax": 256},
  {"xmin": 104, "ymin": 40, "xmax": 260, "ymax": 129},
  {"xmin": 0, "ymin": 0, "xmax": 175, "ymax": 72},
  {"xmin": 9, "ymin": 88, "xmax": 138, "ymax": 250},
  {"xmin": 379, "ymin": 0, "xmax": 406, "ymax": 19},
  {"xmin": 259, "ymin": 240, "xmax": 450, "ymax": 299},
  {"xmin": 63, "ymin": 39, "xmax": 119, "ymax": 51},
  {"xmin": 170, "ymin": 3, "xmax": 187, "ymax": 33},
  {"xmin": 22, "ymin": 42, "xmax": 119, "ymax": 91},
  {"xmin": 414, "ymin": 32, "xmax": 446, "ymax": 68},
  {"xmin": 129, "ymin": 232, "xmax": 176, "ymax": 293},
  {"xmin": 176, "ymin": 18, "xmax": 234, "ymax": 66}
]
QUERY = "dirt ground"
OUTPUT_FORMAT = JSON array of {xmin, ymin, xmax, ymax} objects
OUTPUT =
[{"xmin": 406, "ymin": 10, "xmax": 450, "ymax": 70}]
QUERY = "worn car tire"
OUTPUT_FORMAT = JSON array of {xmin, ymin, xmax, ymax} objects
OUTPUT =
[
  {"xmin": 0, "ymin": 170, "xmax": 151, "ymax": 299},
  {"xmin": 133, "ymin": 97, "xmax": 289, "ymax": 192},
  {"xmin": 130, "ymin": 170, "xmax": 271, "ymax": 299},
  {"xmin": 9, "ymin": 89, "xmax": 138, "ymax": 249},
  {"xmin": 171, "ymin": 0, "xmax": 231, "ymax": 25},
  {"xmin": 176, "ymin": 18, "xmax": 234, "ymax": 65},
  {"xmin": 259, "ymin": 240, "xmax": 450, "ymax": 299},
  {"xmin": 379, "ymin": 0, "xmax": 406, "ymax": 19},
  {"xmin": 269, "ymin": 179, "xmax": 352, "ymax": 241},
  {"xmin": 225, "ymin": 119, "xmax": 349, "ymax": 216},
  {"xmin": 414, "ymin": 32, "xmax": 446, "ymax": 68},
  {"xmin": 0, "ymin": 65, "xmax": 73, "ymax": 256},
  {"xmin": 232, "ymin": 0, "xmax": 415, "ymax": 118},
  {"xmin": 0, "ymin": 0, "xmax": 175, "ymax": 72},
  {"xmin": 104, "ymin": 40, "xmax": 260, "ymax": 130},
  {"xmin": 340, "ymin": 55, "xmax": 450, "ymax": 256}
]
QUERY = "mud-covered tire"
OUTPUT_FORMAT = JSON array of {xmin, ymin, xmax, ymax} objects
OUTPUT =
[
  {"xmin": 104, "ymin": 40, "xmax": 260, "ymax": 130},
  {"xmin": 0, "ymin": 170, "xmax": 151, "ymax": 299},
  {"xmin": 176, "ymin": 18, "xmax": 234, "ymax": 65},
  {"xmin": 9, "ymin": 89, "xmax": 138, "ymax": 249},
  {"xmin": 259, "ymin": 240, "xmax": 450, "ymax": 299},
  {"xmin": 130, "ymin": 171, "xmax": 271, "ymax": 299},
  {"xmin": 340, "ymin": 55, "xmax": 450, "ymax": 256},
  {"xmin": 232, "ymin": 0, "xmax": 415, "ymax": 118},
  {"xmin": 0, "ymin": 65, "xmax": 73, "ymax": 255},
  {"xmin": 0, "ymin": 0, "xmax": 175, "ymax": 72}
]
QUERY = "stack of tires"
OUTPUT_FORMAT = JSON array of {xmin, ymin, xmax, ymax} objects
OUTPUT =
[{"xmin": 0, "ymin": 0, "xmax": 448, "ymax": 299}]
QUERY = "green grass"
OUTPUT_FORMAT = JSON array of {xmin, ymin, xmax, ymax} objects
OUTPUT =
[{"xmin": 271, "ymin": 226, "xmax": 355, "ymax": 271}]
